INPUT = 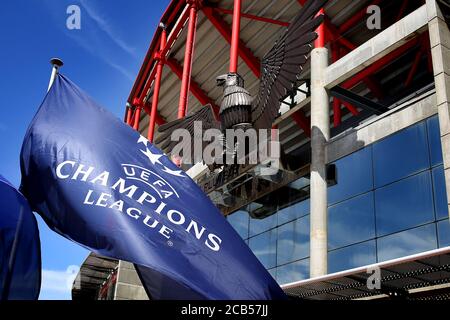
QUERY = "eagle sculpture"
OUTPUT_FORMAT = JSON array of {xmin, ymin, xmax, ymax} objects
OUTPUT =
[{"xmin": 155, "ymin": 0, "xmax": 327, "ymax": 168}]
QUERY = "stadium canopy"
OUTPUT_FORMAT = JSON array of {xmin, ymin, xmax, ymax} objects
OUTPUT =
[{"xmin": 282, "ymin": 246, "xmax": 450, "ymax": 300}]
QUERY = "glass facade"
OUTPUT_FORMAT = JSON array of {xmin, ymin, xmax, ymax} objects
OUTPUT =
[{"xmin": 226, "ymin": 115, "xmax": 450, "ymax": 285}]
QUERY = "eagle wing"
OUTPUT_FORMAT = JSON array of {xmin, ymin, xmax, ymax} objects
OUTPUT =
[
  {"xmin": 155, "ymin": 104, "xmax": 222, "ymax": 163},
  {"xmin": 251, "ymin": 0, "xmax": 327, "ymax": 130}
]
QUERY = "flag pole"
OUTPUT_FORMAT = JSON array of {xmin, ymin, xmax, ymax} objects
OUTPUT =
[{"xmin": 47, "ymin": 58, "xmax": 64, "ymax": 92}]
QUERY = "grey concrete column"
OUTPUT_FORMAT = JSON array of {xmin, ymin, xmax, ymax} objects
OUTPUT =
[
  {"xmin": 310, "ymin": 47, "xmax": 329, "ymax": 278},
  {"xmin": 427, "ymin": 0, "xmax": 450, "ymax": 219},
  {"xmin": 114, "ymin": 261, "xmax": 149, "ymax": 300}
]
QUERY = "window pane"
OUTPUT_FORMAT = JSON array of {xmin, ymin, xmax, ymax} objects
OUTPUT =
[
  {"xmin": 377, "ymin": 224, "xmax": 437, "ymax": 262},
  {"xmin": 249, "ymin": 204, "xmax": 278, "ymax": 237},
  {"xmin": 373, "ymin": 123, "xmax": 430, "ymax": 188},
  {"xmin": 248, "ymin": 229, "xmax": 277, "ymax": 269},
  {"xmin": 328, "ymin": 241, "xmax": 376, "ymax": 274},
  {"xmin": 276, "ymin": 259, "xmax": 309, "ymax": 285},
  {"xmin": 328, "ymin": 193, "xmax": 376, "ymax": 250},
  {"xmin": 268, "ymin": 268, "xmax": 277, "ymax": 281},
  {"xmin": 277, "ymin": 215, "xmax": 310, "ymax": 265},
  {"xmin": 427, "ymin": 115, "xmax": 443, "ymax": 167},
  {"xmin": 278, "ymin": 198, "xmax": 309, "ymax": 225},
  {"xmin": 227, "ymin": 210, "xmax": 249, "ymax": 240},
  {"xmin": 328, "ymin": 147, "xmax": 373, "ymax": 205},
  {"xmin": 432, "ymin": 166, "xmax": 449, "ymax": 220},
  {"xmin": 437, "ymin": 219, "xmax": 450, "ymax": 247},
  {"xmin": 375, "ymin": 171, "xmax": 435, "ymax": 236}
]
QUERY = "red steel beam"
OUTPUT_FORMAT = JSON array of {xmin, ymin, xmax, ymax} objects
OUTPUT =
[
  {"xmin": 129, "ymin": 0, "xmax": 186, "ymax": 103},
  {"xmin": 148, "ymin": 27, "xmax": 167, "ymax": 142},
  {"xmin": 212, "ymin": 7, "xmax": 289, "ymax": 27},
  {"xmin": 405, "ymin": 33, "xmax": 430, "ymax": 88},
  {"xmin": 342, "ymin": 36, "xmax": 420, "ymax": 89},
  {"xmin": 331, "ymin": 43, "xmax": 342, "ymax": 127},
  {"xmin": 178, "ymin": 1, "xmax": 199, "ymax": 119},
  {"xmin": 125, "ymin": 105, "xmax": 132, "ymax": 125},
  {"xmin": 160, "ymin": 6, "xmax": 191, "ymax": 63},
  {"xmin": 291, "ymin": 110, "xmax": 311, "ymax": 137},
  {"xmin": 142, "ymin": 102, "xmax": 165, "ymax": 126},
  {"xmin": 325, "ymin": 18, "xmax": 384, "ymax": 100},
  {"xmin": 230, "ymin": 0, "xmax": 242, "ymax": 73},
  {"xmin": 339, "ymin": 0, "xmax": 383, "ymax": 34},
  {"xmin": 166, "ymin": 57, "xmax": 220, "ymax": 115},
  {"xmin": 133, "ymin": 106, "xmax": 142, "ymax": 131},
  {"xmin": 314, "ymin": 8, "xmax": 325, "ymax": 48},
  {"xmin": 202, "ymin": 6, "xmax": 261, "ymax": 77}
]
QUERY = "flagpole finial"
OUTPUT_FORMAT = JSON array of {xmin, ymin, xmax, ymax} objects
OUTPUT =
[
  {"xmin": 47, "ymin": 58, "xmax": 64, "ymax": 92},
  {"xmin": 50, "ymin": 58, "xmax": 64, "ymax": 68}
]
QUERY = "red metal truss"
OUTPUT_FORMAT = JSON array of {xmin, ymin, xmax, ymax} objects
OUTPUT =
[
  {"xmin": 211, "ymin": 7, "xmax": 290, "ymax": 27},
  {"xmin": 291, "ymin": 110, "xmax": 311, "ymax": 136},
  {"xmin": 132, "ymin": 106, "xmax": 142, "ymax": 130},
  {"xmin": 177, "ymin": 1, "xmax": 202, "ymax": 119},
  {"xmin": 202, "ymin": 6, "xmax": 261, "ymax": 77},
  {"xmin": 148, "ymin": 27, "xmax": 167, "ymax": 142},
  {"xmin": 127, "ymin": 0, "xmax": 429, "ymax": 139},
  {"xmin": 229, "ymin": 0, "xmax": 242, "ymax": 74},
  {"xmin": 129, "ymin": 0, "xmax": 186, "ymax": 104},
  {"xmin": 405, "ymin": 33, "xmax": 430, "ymax": 88},
  {"xmin": 338, "ymin": 0, "xmax": 383, "ymax": 34},
  {"xmin": 166, "ymin": 57, "xmax": 220, "ymax": 115},
  {"xmin": 342, "ymin": 36, "xmax": 420, "ymax": 89},
  {"xmin": 142, "ymin": 102, "xmax": 166, "ymax": 126}
]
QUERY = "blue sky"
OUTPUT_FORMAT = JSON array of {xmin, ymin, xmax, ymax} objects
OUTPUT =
[{"xmin": 0, "ymin": 0, "xmax": 169, "ymax": 299}]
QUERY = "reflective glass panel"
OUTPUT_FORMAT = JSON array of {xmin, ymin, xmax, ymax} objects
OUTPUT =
[
  {"xmin": 277, "ymin": 198, "xmax": 310, "ymax": 225},
  {"xmin": 328, "ymin": 240, "xmax": 376, "ymax": 274},
  {"xmin": 268, "ymin": 268, "xmax": 277, "ymax": 281},
  {"xmin": 427, "ymin": 115, "xmax": 443, "ymax": 167},
  {"xmin": 328, "ymin": 192, "xmax": 376, "ymax": 250},
  {"xmin": 437, "ymin": 219, "xmax": 450, "ymax": 247},
  {"xmin": 248, "ymin": 229, "xmax": 277, "ymax": 269},
  {"xmin": 328, "ymin": 147, "xmax": 373, "ymax": 205},
  {"xmin": 277, "ymin": 215, "xmax": 310, "ymax": 265},
  {"xmin": 432, "ymin": 166, "xmax": 449, "ymax": 220},
  {"xmin": 249, "ymin": 203, "xmax": 278, "ymax": 237},
  {"xmin": 375, "ymin": 171, "xmax": 434, "ymax": 236},
  {"xmin": 377, "ymin": 224, "xmax": 437, "ymax": 262},
  {"xmin": 373, "ymin": 122, "xmax": 429, "ymax": 188},
  {"xmin": 276, "ymin": 259, "xmax": 309, "ymax": 285},
  {"xmin": 227, "ymin": 209, "xmax": 249, "ymax": 240}
]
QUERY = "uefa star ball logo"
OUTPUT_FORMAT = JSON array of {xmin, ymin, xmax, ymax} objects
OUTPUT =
[
  {"xmin": 136, "ymin": 135, "xmax": 186, "ymax": 179},
  {"xmin": 54, "ymin": 135, "xmax": 222, "ymax": 251}
]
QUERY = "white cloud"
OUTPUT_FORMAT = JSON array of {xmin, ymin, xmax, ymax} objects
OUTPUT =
[
  {"xmin": 79, "ymin": 0, "xmax": 136, "ymax": 57},
  {"xmin": 40, "ymin": 267, "xmax": 79, "ymax": 300},
  {"xmin": 65, "ymin": 31, "xmax": 134, "ymax": 81}
]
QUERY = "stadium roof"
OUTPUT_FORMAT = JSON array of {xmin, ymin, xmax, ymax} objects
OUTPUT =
[{"xmin": 126, "ymin": 0, "xmax": 433, "ymax": 154}]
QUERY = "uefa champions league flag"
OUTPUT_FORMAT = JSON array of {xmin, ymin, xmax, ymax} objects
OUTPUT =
[
  {"xmin": 0, "ymin": 175, "xmax": 41, "ymax": 300},
  {"xmin": 20, "ymin": 74, "xmax": 286, "ymax": 299}
]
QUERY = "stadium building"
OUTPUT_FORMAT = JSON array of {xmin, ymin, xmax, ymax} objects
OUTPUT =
[{"xmin": 73, "ymin": 0, "xmax": 450, "ymax": 300}]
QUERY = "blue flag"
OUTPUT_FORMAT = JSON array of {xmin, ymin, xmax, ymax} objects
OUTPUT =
[
  {"xmin": 20, "ymin": 74, "xmax": 286, "ymax": 300},
  {"xmin": 0, "ymin": 175, "xmax": 41, "ymax": 300}
]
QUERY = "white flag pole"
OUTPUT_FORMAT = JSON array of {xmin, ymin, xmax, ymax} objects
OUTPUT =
[{"xmin": 47, "ymin": 58, "xmax": 64, "ymax": 92}]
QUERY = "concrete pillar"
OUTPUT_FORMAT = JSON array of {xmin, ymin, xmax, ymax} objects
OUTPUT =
[
  {"xmin": 309, "ymin": 47, "xmax": 329, "ymax": 278},
  {"xmin": 427, "ymin": 0, "xmax": 450, "ymax": 219},
  {"xmin": 113, "ymin": 261, "xmax": 149, "ymax": 300}
]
